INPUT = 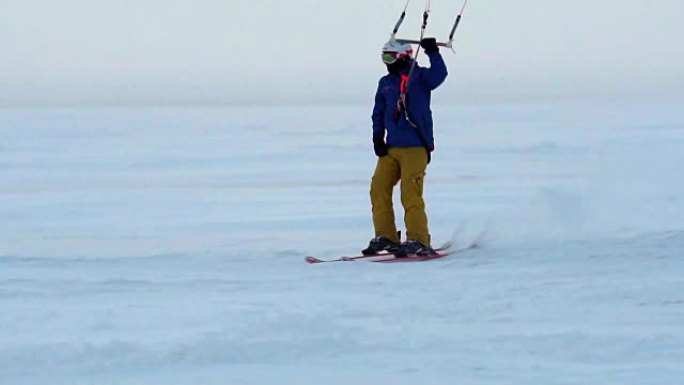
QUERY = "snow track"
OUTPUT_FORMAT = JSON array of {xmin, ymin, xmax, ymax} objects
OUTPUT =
[{"xmin": 2, "ymin": 104, "xmax": 683, "ymax": 384}]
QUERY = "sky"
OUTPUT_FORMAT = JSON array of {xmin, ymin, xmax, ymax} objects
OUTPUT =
[{"xmin": 1, "ymin": 0, "xmax": 683, "ymax": 107}]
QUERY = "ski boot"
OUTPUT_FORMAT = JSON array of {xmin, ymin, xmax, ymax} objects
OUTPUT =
[
  {"xmin": 394, "ymin": 240, "xmax": 437, "ymax": 258},
  {"xmin": 362, "ymin": 236, "xmax": 401, "ymax": 256}
]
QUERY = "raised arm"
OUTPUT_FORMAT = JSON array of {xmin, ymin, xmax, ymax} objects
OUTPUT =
[{"xmin": 421, "ymin": 51, "xmax": 448, "ymax": 90}]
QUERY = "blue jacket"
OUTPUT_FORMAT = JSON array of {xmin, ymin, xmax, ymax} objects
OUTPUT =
[{"xmin": 372, "ymin": 51, "xmax": 448, "ymax": 151}]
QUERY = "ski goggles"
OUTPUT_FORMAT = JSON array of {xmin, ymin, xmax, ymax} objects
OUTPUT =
[
  {"xmin": 382, "ymin": 52, "xmax": 400, "ymax": 64},
  {"xmin": 382, "ymin": 51, "xmax": 412, "ymax": 65}
]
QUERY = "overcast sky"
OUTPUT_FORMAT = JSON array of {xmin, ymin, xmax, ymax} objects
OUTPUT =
[{"xmin": 1, "ymin": 0, "xmax": 682, "ymax": 106}]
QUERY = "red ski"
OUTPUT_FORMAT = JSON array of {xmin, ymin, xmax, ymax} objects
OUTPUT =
[
  {"xmin": 305, "ymin": 242, "xmax": 480, "ymax": 264},
  {"xmin": 361, "ymin": 250, "xmax": 454, "ymax": 263}
]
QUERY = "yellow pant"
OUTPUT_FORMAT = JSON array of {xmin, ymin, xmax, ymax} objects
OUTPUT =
[{"xmin": 370, "ymin": 147, "xmax": 430, "ymax": 247}]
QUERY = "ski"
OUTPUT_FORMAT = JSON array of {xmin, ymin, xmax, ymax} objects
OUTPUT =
[
  {"xmin": 305, "ymin": 243, "xmax": 478, "ymax": 264},
  {"xmin": 305, "ymin": 242, "xmax": 452, "ymax": 264},
  {"xmin": 377, "ymin": 235, "xmax": 484, "ymax": 263},
  {"xmin": 305, "ymin": 227, "xmax": 488, "ymax": 264},
  {"xmin": 365, "ymin": 250, "xmax": 453, "ymax": 263}
]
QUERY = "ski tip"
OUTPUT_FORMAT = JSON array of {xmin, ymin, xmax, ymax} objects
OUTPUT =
[{"xmin": 305, "ymin": 256, "xmax": 323, "ymax": 264}]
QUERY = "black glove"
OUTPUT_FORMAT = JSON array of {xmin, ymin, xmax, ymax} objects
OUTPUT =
[
  {"xmin": 420, "ymin": 37, "xmax": 439, "ymax": 54},
  {"xmin": 373, "ymin": 135, "xmax": 388, "ymax": 157}
]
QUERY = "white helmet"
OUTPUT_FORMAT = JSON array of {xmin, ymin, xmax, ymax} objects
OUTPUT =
[{"xmin": 381, "ymin": 39, "xmax": 413, "ymax": 64}]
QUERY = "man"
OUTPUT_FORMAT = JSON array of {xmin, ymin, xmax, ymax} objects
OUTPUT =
[{"xmin": 362, "ymin": 37, "xmax": 448, "ymax": 258}]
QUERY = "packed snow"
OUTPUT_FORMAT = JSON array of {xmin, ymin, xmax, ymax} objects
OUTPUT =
[{"xmin": 1, "ymin": 101, "xmax": 683, "ymax": 384}]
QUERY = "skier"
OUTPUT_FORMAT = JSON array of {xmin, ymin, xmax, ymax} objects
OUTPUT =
[{"xmin": 362, "ymin": 37, "xmax": 448, "ymax": 258}]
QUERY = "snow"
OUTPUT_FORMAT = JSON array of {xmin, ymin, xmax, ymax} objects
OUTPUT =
[{"xmin": 1, "ymin": 101, "xmax": 683, "ymax": 384}]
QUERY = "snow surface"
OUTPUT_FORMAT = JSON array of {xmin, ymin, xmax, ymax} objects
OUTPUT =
[{"xmin": 1, "ymin": 101, "xmax": 683, "ymax": 384}]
